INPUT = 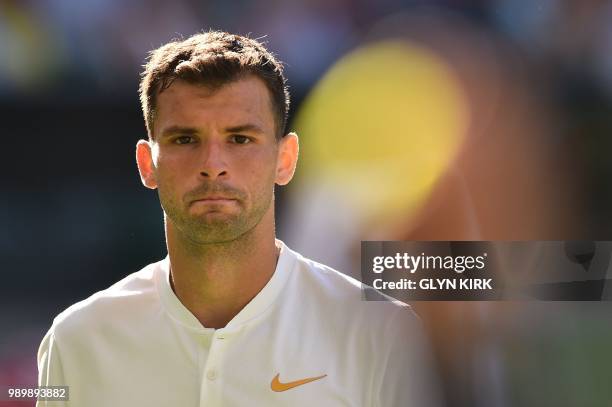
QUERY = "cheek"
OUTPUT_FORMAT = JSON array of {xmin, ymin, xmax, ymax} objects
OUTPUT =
[
  {"xmin": 238, "ymin": 155, "xmax": 277, "ymax": 197},
  {"xmin": 155, "ymin": 172, "xmax": 178, "ymax": 203},
  {"xmin": 154, "ymin": 161, "xmax": 190, "ymax": 198},
  {"xmin": 252, "ymin": 164, "xmax": 278, "ymax": 200},
  {"xmin": 155, "ymin": 150, "xmax": 196, "ymax": 179}
]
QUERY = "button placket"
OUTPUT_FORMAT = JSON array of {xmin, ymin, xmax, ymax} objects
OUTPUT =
[
  {"xmin": 200, "ymin": 330, "xmax": 229, "ymax": 406},
  {"xmin": 206, "ymin": 369, "xmax": 217, "ymax": 381}
]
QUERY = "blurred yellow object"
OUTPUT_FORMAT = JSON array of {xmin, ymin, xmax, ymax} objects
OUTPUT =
[{"xmin": 295, "ymin": 40, "xmax": 469, "ymax": 224}]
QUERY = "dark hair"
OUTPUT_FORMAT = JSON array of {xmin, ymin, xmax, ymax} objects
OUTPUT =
[{"xmin": 139, "ymin": 31, "xmax": 290, "ymax": 139}]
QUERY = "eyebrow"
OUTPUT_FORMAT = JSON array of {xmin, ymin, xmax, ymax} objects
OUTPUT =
[
  {"xmin": 224, "ymin": 123, "xmax": 265, "ymax": 135},
  {"xmin": 159, "ymin": 123, "xmax": 266, "ymax": 138},
  {"xmin": 160, "ymin": 126, "xmax": 199, "ymax": 138}
]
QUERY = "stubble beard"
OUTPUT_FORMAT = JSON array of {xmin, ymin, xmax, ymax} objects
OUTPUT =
[{"xmin": 160, "ymin": 186, "xmax": 274, "ymax": 245}]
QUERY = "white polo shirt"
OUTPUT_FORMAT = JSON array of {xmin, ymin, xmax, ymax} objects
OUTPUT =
[{"xmin": 37, "ymin": 240, "xmax": 440, "ymax": 406}]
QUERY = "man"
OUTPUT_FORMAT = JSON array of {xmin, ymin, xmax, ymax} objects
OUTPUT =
[{"xmin": 37, "ymin": 31, "xmax": 439, "ymax": 406}]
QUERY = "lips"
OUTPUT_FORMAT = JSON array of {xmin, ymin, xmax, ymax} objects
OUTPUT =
[
  {"xmin": 186, "ymin": 185, "xmax": 244, "ymax": 206},
  {"xmin": 195, "ymin": 196, "xmax": 234, "ymax": 201},
  {"xmin": 190, "ymin": 196, "xmax": 237, "ymax": 205}
]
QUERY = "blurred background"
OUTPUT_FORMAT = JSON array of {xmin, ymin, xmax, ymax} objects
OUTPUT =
[{"xmin": 1, "ymin": 0, "xmax": 612, "ymax": 406}]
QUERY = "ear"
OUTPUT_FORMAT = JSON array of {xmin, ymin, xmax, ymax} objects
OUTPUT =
[
  {"xmin": 136, "ymin": 139, "xmax": 158, "ymax": 189},
  {"xmin": 275, "ymin": 132, "xmax": 299, "ymax": 186}
]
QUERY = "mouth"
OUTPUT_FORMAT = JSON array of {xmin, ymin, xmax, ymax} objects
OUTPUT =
[{"xmin": 191, "ymin": 196, "xmax": 237, "ymax": 205}]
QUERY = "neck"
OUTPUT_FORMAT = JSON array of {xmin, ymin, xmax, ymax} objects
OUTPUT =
[{"xmin": 165, "ymin": 207, "xmax": 279, "ymax": 329}]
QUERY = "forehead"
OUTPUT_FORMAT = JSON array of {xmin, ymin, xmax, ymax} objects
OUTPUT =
[{"xmin": 154, "ymin": 76, "xmax": 276, "ymax": 136}]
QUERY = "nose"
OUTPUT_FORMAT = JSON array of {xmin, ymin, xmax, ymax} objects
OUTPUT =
[{"xmin": 199, "ymin": 139, "xmax": 228, "ymax": 179}]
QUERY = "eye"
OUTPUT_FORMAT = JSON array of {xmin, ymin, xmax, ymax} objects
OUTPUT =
[
  {"xmin": 231, "ymin": 135, "xmax": 251, "ymax": 145},
  {"xmin": 174, "ymin": 135, "xmax": 195, "ymax": 145}
]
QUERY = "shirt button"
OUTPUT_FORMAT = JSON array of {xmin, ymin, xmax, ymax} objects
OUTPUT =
[{"xmin": 206, "ymin": 369, "xmax": 217, "ymax": 381}]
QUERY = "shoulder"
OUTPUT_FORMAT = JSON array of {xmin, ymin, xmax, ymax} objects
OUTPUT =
[
  {"xmin": 289, "ymin": 246, "xmax": 404, "ymax": 303},
  {"xmin": 282, "ymin": 246, "xmax": 428, "ymax": 373},
  {"xmin": 49, "ymin": 259, "xmax": 163, "ymax": 340},
  {"xmin": 285, "ymin": 245, "xmax": 417, "ymax": 325}
]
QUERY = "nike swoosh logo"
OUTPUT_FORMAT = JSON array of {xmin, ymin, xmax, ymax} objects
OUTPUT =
[{"xmin": 270, "ymin": 373, "xmax": 327, "ymax": 392}]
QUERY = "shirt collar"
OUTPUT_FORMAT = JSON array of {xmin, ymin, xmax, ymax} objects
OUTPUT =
[{"xmin": 155, "ymin": 239, "xmax": 296, "ymax": 334}]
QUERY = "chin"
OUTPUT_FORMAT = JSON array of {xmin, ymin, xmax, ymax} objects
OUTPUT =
[{"xmin": 187, "ymin": 218, "xmax": 253, "ymax": 243}]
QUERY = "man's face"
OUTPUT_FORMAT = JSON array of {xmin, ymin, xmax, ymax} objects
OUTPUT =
[{"xmin": 137, "ymin": 76, "xmax": 294, "ymax": 244}]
